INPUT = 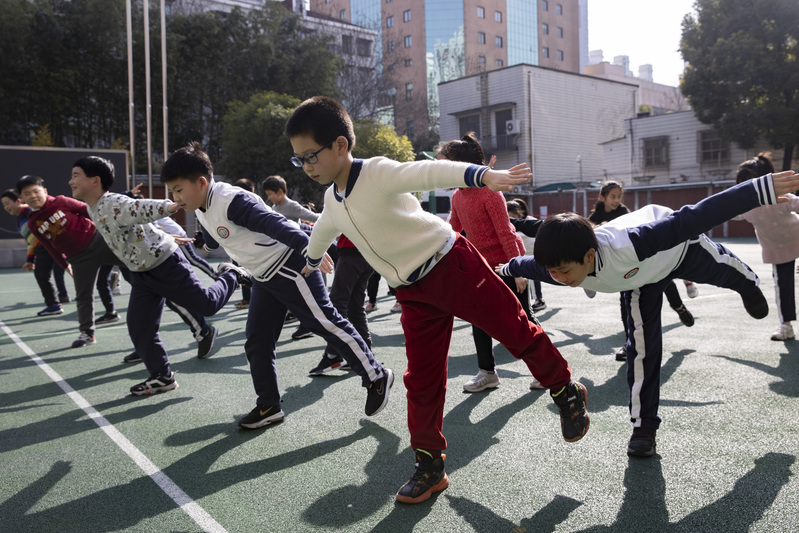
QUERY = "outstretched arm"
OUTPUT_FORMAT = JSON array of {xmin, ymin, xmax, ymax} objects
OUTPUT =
[
  {"xmin": 630, "ymin": 171, "xmax": 799, "ymax": 261},
  {"xmin": 497, "ymin": 256, "xmax": 562, "ymax": 286}
]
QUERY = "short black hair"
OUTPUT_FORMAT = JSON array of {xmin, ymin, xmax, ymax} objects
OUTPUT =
[
  {"xmin": 73, "ymin": 156, "xmax": 115, "ymax": 191},
  {"xmin": 736, "ymin": 152, "xmax": 775, "ymax": 184},
  {"xmin": 15, "ymin": 175, "xmax": 45, "ymax": 194},
  {"xmin": 533, "ymin": 213, "xmax": 598, "ymax": 268},
  {"xmin": 233, "ymin": 178, "xmax": 255, "ymax": 192},
  {"xmin": 160, "ymin": 141, "xmax": 214, "ymax": 184},
  {"xmin": 262, "ymin": 175, "xmax": 286, "ymax": 193},
  {"xmin": 506, "ymin": 200, "xmax": 523, "ymax": 218},
  {"xmin": 1, "ymin": 189, "xmax": 19, "ymax": 202},
  {"xmin": 284, "ymin": 96, "xmax": 355, "ymax": 152}
]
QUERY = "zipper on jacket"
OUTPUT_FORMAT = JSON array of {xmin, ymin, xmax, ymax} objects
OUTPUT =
[{"xmin": 343, "ymin": 199, "xmax": 404, "ymax": 283}]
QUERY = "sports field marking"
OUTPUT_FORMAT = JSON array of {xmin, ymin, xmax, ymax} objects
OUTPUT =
[{"xmin": 0, "ymin": 318, "xmax": 229, "ymax": 533}]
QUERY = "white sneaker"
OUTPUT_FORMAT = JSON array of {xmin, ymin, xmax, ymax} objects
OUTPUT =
[
  {"xmin": 390, "ymin": 301, "xmax": 402, "ymax": 314},
  {"xmin": 771, "ymin": 323, "xmax": 795, "ymax": 341},
  {"xmin": 685, "ymin": 281, "xmax": 699, "ymax": 299},
  {"xmin": 529, "ymin": 378, "xmax": 546, "ymax": 390},
  {"xmin": 463, "ymin": 369, "xmax": 500, "ymax": 392}
]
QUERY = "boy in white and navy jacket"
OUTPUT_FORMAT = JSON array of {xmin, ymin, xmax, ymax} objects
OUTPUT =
[
  {"xmin": 285, "ymin": 96, "xmax": 589, "ymax": 505},
  {"xmin": 160, "ymin": 142, "xmax": 394, "ymax": 430},
  {"xmin": 499, "ymin": 170, "xmax": 799, "ymax": 458},
  {"xmin": 69, "ymin": 156, "xmax": 246, "ymax": 396}
]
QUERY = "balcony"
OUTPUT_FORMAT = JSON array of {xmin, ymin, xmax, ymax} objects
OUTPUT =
[{"xmin": 483, "ymin": 134, "xmax": 516, "ymax": 152}]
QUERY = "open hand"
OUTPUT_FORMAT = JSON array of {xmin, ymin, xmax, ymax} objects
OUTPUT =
[
  {"xmin": 773, "ymin": 170, "xmax": 799, "ymax": 201},
  {"xmin": 483, "ymin": 163, "xmax": 532, "ymax": 192}
]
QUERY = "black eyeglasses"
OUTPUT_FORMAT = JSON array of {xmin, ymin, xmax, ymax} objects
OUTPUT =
[{"xmin": 290, "ymin": 141, "xmax": 333, "ymax": 167}]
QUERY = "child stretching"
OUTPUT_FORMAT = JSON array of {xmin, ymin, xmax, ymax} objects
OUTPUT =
[
  {"xmin": 499, "ymin": 169, "xmax": 799, "ymax": 457},
  {"xmin": 160, "ymin": 142, "xmax": 393, "ymax": 429},
  {"xmin": 17, "ymin": 175, "xmax": 124, "ymax": 348},
  {"xmin": 588, "ymin": 180, "xmax": 695, "ymax": 362},
  {"xmin": 1, "ymin": 189, "xmax": 70, "ymax": 314},
  {"xmin": 69, "ymin": 156, "xmax": 246, "ymax": 395},
  {"xmin": 285, "ymin": 96, "xmax": 588, "ymax": 504},
  {"xmin": 439, "ymin": 132, "xmax": 533, "ymax": 394},
  {"xmin": 735, "ymin": 153, "xmax": 799, "ymax": 341}
]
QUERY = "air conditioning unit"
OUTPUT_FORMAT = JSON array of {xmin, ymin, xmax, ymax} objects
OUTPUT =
[{"xmin": 505, "ymin": 119, "xmax": 520, "ymax": 135}]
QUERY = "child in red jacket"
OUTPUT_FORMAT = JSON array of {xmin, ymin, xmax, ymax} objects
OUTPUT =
[{"xmin": 17, "ymin": 175, "xmax": 124, "ymax": 348}]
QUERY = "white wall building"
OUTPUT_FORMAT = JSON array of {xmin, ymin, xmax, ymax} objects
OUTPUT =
[
  {"xmin": 438, "ymin": 64, "xmax": 638, "ymax": 192},
  {"xmin": 602, "ymin": 110, "xmax": 768, "ymax": 187}
]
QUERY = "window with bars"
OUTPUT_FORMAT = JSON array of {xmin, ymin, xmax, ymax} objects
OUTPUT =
[{"xmin": 643, "ymin": 137, "xmax": 669, "ymax": 168}]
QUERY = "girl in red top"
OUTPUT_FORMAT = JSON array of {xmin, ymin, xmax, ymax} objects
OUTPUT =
[{"xmin": 440, "ymin": 132, "xmax": 534, "ymax": 393}]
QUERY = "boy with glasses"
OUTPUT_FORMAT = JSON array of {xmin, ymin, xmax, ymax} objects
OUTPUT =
[{"xmin": 285, "ymin": 95, "xmax": 589, "ymax": 504}]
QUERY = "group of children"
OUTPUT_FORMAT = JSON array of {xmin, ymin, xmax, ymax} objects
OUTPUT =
[{"xmin": 9, "ymin": 94, "xmax": 798, "ymax": 506}]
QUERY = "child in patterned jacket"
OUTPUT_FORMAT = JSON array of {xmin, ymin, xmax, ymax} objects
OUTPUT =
[{"xmin": 69, "ymin": 156, "xmax": 248, "ymax": 396}]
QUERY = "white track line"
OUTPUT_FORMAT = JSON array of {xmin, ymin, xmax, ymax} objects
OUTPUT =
[{"xmin": 0, "ymin": 319, "xmax": 228, "ymax": 533}]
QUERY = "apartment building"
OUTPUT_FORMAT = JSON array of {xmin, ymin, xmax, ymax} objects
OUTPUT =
[{"xmin": 311, "ymin": 0, "xmax": 583, "ymax": 141}]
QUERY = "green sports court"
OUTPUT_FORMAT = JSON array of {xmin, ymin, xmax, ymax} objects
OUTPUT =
[{"xmin": 1, "ymin": 238, "xmax": 797, "ymax": 532}]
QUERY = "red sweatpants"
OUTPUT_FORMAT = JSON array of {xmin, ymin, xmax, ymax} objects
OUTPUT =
[{"xmin": 396, "ymin": 235, "xmax": 572, "ymax": 451}]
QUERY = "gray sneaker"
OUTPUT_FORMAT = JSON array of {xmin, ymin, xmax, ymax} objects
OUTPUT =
[{"xmin": 463, "ymin": 369, "xmax": 500, "ymax": 393}]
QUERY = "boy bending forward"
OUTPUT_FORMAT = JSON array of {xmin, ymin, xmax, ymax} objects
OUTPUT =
[
  {"xmin": 70, "ymin": 156, "xmax": 244, "ymax": 395},
  {"xmin": 500, "ymin": 170, "xmax": 799, "ymax": 457},
  {"xmin": 160, "ymin": 142, "xmax": 393, "ymax": 429},
  {"xmin": 285, "ymin": 96, "xmax": 589, "ymax": 505}
]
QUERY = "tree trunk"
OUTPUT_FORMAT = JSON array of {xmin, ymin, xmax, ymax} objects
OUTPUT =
[{"xmin": 782, "ymin": 144, "xmax": 794, "ymax": 171}]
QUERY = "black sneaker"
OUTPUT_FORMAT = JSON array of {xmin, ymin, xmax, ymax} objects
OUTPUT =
[
  {"xmin": 123, "ymin": 352, "xmax": 142, "ymax": 364},
  {"xmin": 217, "ymin": 261, "xmax": 253, "ymax": 288},
  {"xmin": 396, "ymin": 450, "xmax": 449, "ymax": 504},
  {"xmin": 238, "ymin": 404, "xmax": 285, "ymax": 429},
  {"xmin": 551, "ymin": 381, "xmax": 590, "ymax": 442},
  {"xmin": 615, "ymin": 345, "xmax": 627, "ymax": 362},
  {"xmin": 130, "ymin": 372, "xmax": 178, "ymax": 396},
  {"xmin": 365, "ymin": 368, "xmax": 394, "ymax": 416},
  {"xmin": 741, "ymin": 287, "xmax": 768, "ymax": 319},
  {"xmin": 675, "ymin": 305, "xmax": 694, "ymax": 327},
  {"xmin": 532, "ymin": 298, "xmax": 547, "ymax": 312},
  {"xmin": 309, "ymin": 353, "xmax": 350, "ymax": 375},
  {"xmin": 95, "ymin": 311, "xmax": 120, "ymax": 325},
  {"xmin": 59, "ymin": 295, "xmax": 71, "ymax": 304},
  {"xmin": 627, "ymin": 427, "xmax": 657, "ymax": 457},
  {"xmin": 291, "ymin": 324, "xmax": 313, "ymax": 340},
  {"xmin": 197, "ymin": 325, "xmax": 218, "ymax": 359},
  {"xmin": 284, "ymin": 311, "xmax": 298, "ymax": 324}
]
